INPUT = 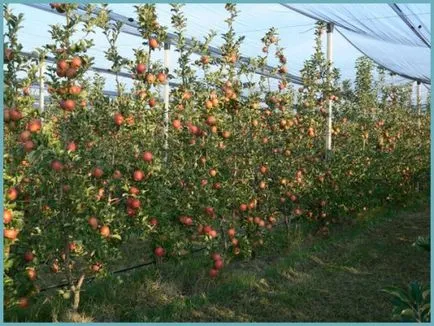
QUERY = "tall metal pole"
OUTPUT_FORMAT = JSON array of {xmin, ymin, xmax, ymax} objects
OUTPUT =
[
  {"xmin": 163, "ymin": 42, "xmax": 170, "ymax": 163},
  {"xmin": 39, "ymin": 59, "xmax": 45, "ymax": 112},
  {"xmin": 416, "ymin": 80, "xmax": 421, "ymax": 128},
  {"xmin": 326, "ymin": 23, "xmax": 334, "ymax": 157}
]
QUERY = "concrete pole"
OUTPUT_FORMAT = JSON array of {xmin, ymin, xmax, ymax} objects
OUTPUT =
[
  {"xmin": 163, "ymin": 42, "xmax": 170, "ymax": 163},
  {"xmin": 417, "ymin": 80, "xmax": 421, "ymax": 128},
  {"xmin": 39, "ymin": 59, "xmax": 45, "ymax": 112},
  {"xmin": 326, "ymin": 23, "xmax": 334, "ymax": 156}
]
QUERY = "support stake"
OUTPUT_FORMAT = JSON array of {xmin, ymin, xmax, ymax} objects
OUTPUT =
[
  {"xmin": 39, "ymin": 59, "xmax": 45, "ymax": 112},
  {"xmin": 325, "ymin": 22, "xmax": 334, "ymax": 158},
  {"xmin": 163, "ymin": 42, "xmax": 170, "ymax": 163}
]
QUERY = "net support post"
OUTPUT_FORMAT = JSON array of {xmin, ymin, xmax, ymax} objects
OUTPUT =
[{"xmin": 417, "ymin": 80, "xmax": 421, "ymax": 129}]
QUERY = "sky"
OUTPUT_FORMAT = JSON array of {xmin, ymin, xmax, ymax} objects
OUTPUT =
[{"xmin": 5, "ymin": 3, "xmax": 430, "ymax": 103}]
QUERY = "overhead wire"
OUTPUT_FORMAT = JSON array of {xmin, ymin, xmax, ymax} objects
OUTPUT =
[{"xmin": 17, "ymin": 3, "xmax": 430, "ymax": 87}]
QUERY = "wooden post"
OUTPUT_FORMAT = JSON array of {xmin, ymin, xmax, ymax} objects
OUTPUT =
[
  {"xmin": 39, "ymin": 59, "xmax": 45, "ymax": 112},
  {"xmin": 163, "ymin": 42, "xmax": 170, "ymax": 163},
  {"xmin": 326, "ymin": 22, "xmax": 334, "ymax": 157}
]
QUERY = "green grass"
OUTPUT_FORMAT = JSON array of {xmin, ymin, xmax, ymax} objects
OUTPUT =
[{"xmin": 6, "ymin": 196, "xmax": 430, "ymax": 322}]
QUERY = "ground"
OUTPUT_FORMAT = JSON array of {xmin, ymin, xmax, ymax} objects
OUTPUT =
[{"xmin": 6, "ymin": 196, "xmax": 430, "ymax": 322}]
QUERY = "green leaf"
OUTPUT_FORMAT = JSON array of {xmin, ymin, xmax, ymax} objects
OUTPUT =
[
  {"xmin": 111, "ymin": 234, "xmax": 122, "ymax": 241},
  {"xmin": 400, "ymin": 308, "xmax": 416, "ymax": 321},
  {"xmin": 410, "ymin": 281, "xmax": 423, "ymax": 304},
  {"xmin": 382, "ymin": 287, "xmax": 412, "ymax": 305}
]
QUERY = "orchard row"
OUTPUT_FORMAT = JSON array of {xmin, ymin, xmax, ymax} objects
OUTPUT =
[{"xmin": 3, "ymin": 3, "xmax": 429, "ymax": 311}]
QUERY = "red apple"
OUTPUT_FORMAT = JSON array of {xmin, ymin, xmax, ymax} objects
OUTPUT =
[
  {"xmin": 133, "ymin": 170, "xmax": 144, "ymax": 182},
  {"xmin": 27, "ymin": 268, "xmax": 37, "ymax": 281},
  {"xmin": 70, "ymin": 56, "xmax": 82, "ymax": 69},
  {"xmin": 57, "ymin": 59, "xmax": 68, "ymax": 71},
  {"xmin": 211, "ymin": 253, "xmax": 222, "ymax": 261},
  {"xmin": 206, "ymin": 116, "xmax": 217, "ymax": 126},
  {"xmin": 209, "ymin": 268, "xmax": 219, "ymax": 278},
  {"xmin": 24, "ymin": 251, "xmax": 34, "ymax": 262},
  {"xmin": 142, "ymin": 151, "xmax": 153, "ymax": 162},
  {"xmin": 149, "ymin": 38, "xmax": 159, "ymax": 49},
  {"xmin": 154, "ymin": 246, "xmax": 165, "ymax": 257},
  {"xmin": 88, "ymin": 216, "xmax": 98, "ymax": 229},
  {"xmin": 92, "ymin": 167, "xmax": 104, "ymax": 178},
  {"xmin": 114, "ymin": 113, "xmax": 124, "ymax": 126},
  {"xmin": 66, "ymin": 141, "xmax": 77, "ymax": 152},
  {"xmin": 4, "ymin": 209, "xmax": 13, "ymax": 224},
  {"xmin": 136, "ymin": 63, "xmax": 146, "ymax": 74},
  {"xmin": 27, "ymin": 119, "xmax": 42, "ymax": 133},
  {"xmin": 129, "ymin": 198, "xmax": 141, "ymax": 209},
  {"xmin": 172, "ymin": 119, "xmax": 182, "ymax": 129},
  {"xmin": 129, "ymin": 187, "xmax": 140, "ymax": 195},
  {"xmin": 157, "ymin": 72, "xmax": 166, "ymax": 84},
  {"xmin": 100, "ymin": 225, "xmax": 110, "ymax": 237},
  {"xmin": 18, "ymin": 297, "xmax": 29, "ymax": 309},
  {"xmin": 148, "ymin": 98, "xmax": 156, "ymax": 107},
  {"xmin": 149, "ymin": 218, "xmax": 158, "ymax": 226},
  {"xmin": 51, "ymin": 160, "xmax": 64, "ymax": 172},
  {"xmin": 23, "ymin": 140, "xmax": 35, "ymax": 152},
  {"xmin": 227, "ymin": 228, "xmax": 236, "ymax": 238},
  {"xmin": 61, "ymin": 99, "xmax": 75, "ymax": 111},
  {"xmin": 214, "ymin": 259, "xmax": 224, "ymax": 270},
  {"xmin": 4, "ymin": 229, "xmax": 18, "ymax": 240}
]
